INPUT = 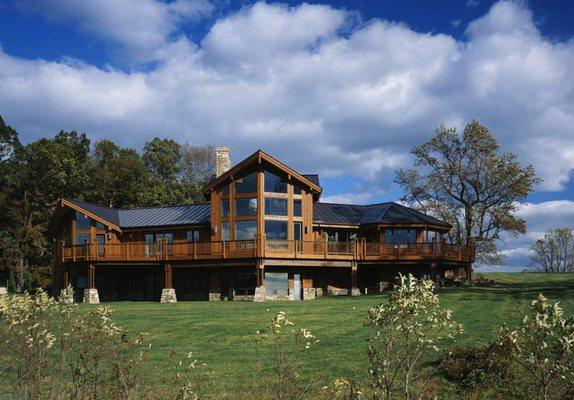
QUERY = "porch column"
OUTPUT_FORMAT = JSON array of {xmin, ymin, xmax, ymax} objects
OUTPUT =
[
  {"xmin": 254, "ymin": 260, "xmax": 266, "ymax": 302},
  {"xmin": 83, "ymin": 264, "xmax": 100, "ymax": 304},
  {"xmin": 465, "ymin": 264, "xmax": 473, "ymax": 281},
  {"xmin": 350, "ymin": 262, "xmax": 360, "ymax": 296},
  {"xmin": 160, "ymin": 263, "xmax": 177, "ymax": 303},
  {"xmin": 430, "ymin": 262, "xmax": 438, "ymax": 285},
  {"xmin": 209, "ymin": 270, "xmax": 221, "ymax": 301}
]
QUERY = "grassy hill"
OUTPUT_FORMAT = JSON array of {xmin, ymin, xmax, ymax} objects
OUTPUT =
[{"xmin": 85, "ymin": 273, "xmax": 574, "ymax": 398}]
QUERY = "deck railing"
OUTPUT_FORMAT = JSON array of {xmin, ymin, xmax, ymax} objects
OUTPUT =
[{"xmin": 60, "ymin": 237, "xmax": 474, "ymax": 264}]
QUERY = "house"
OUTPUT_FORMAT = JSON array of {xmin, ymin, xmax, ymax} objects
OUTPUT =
[{"xmin": 49, "ymin": 148, "xmax": 474, "ymax": 303}]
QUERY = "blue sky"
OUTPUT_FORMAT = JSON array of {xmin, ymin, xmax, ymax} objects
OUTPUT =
[{"xmin": 1, "ymin": 0, "xmax": 573, "ymax": 271}]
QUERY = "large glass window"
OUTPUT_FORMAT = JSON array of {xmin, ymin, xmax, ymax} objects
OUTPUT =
[
  {"xmin": 145, "ymin": 233, "xmax": 173, "ymax": 243},
  {"xmin": 293, "ymin": 199, "xmax": 302, "ymax": 217},
  {"xmin": 235, "ymin": 221, "xmax": 257, "ymax": 240},
  {"xmin": 221, "ymin": 200, "xmax": 229, "ymax": 217},
  {"xmin": 265, "ymin": 198, "xmax": 288, "ymax": 216},
  {"xmin": 221, "ymin": 184, "xmax": 230, "ymax": 196},
  {"xmin": 221, "ymin": 222, "xmax": 229, "ymax": 241},
  {"xmin": 76, "ymin": 212, "xmax": 91, "ymax": 229},
  {"xmin": 236, "ymin": 198, "xmax": 258, "ymax": 216},
  {"xmin": 75, "ymin": 233, "xmax": 90, "ymax": 245},
  {"xmin": 265, "ymin": 220, "xmax": 288, "ymax": 240},
  {"xmin": 265, "ymin": 272, "xmax": 288, "ymax": 296},
  {"xmin": 293, "ymin": 184, "xmax": 302, "ymax": 195},
  {"xmin": 385, "ymin": 229, "xmax": 416, "ymax": 244},
  {"xmin": 95, "ymin": 221, "xmax": 105, "ymax": 230},
  {"xmin": 186, "ymin": 230, "xmax": 200, "ymax": 242},
  {"xmin": 264, "ymin": 171, "xmax": 287, "ymax": 193},
  {"xmin": 294, "ymin": 222, "xmax": 302, "ymax": 241},
  {"xmin": 235, "ymin": 172, "xmax": 258, "ymax": 194}
]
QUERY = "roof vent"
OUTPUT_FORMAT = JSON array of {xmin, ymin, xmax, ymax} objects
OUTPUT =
[{"xmin": 215, "ymin": 147, "xmax": 231, "ymax": 177}]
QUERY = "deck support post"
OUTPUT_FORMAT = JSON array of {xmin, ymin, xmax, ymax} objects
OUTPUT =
[
  {"xmin": 350, "ymin": 262, "xmax": 360, "ymax": 296},
  {"xmin": 161, "ymin": 263, "xmax": 177, "ymax": 303},
  {"xmin": 83, "ymin": 264, "xmax": 100, "ymax": 304},
  {"xmin": 465, "ymin": 264, "xmax": 473, "ymax": 281},
  {"xmin": 209, "ymin": 270, "xmax": 221, "ymax": 301},
  {"xmin": 430, "ymin": 262, "xmax": 439, "ymax": 286},
  {"xmin": 254, "ymin": 260, "xmax": 266, "ymax": 302}
]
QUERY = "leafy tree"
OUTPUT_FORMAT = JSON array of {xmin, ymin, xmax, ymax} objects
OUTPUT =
[
  {"xmin": 180, "ymin": 143, "xmax": 216, "ymax": 184},
  {"xmin": 143, "ymin": 137, "xmax": 182, "ymax": 184},
  {"xmin": 86, "ymin": 140, "xmax": 149, "ymax": 208},
  {"xmin": 395, "ymin": 121, "xmax": 540, "ymax": 265},
  {"xmin": 529, "ymin": 228, "xmax": 574, "ymax": 273}
]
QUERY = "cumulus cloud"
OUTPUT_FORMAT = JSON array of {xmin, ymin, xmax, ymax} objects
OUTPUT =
[
  {"xmin": 16, "ymin": 0, "xmax": 213, "ymax": 62},
  {"xmin": 1, "ymin": 0, "xmax": 573, "ymax": 193}
]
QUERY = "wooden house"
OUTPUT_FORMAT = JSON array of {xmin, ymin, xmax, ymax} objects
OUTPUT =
[{"xmin": 50, "ymin": 148, "xmax": 474, "ymax": 303}]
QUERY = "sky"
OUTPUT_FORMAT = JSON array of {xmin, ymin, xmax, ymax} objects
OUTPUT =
[{"xmin": 0, "ymin": 0, "xmax": 573, "ymax": 272}]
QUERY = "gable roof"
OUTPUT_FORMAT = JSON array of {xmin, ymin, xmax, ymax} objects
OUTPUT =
[
  {"xmin": 60, "ymin": 199, "xmax": 211, "ymax": 230},
  {"xmin": 202, "ymin": 150, "xmax": 322, "ymax": 195},
  {"xmin": 313, "ymin": 202, "xmax": 451, "ymax": 229}
]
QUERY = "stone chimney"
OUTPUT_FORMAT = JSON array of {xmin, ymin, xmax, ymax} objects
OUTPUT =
[{"xmin": 215, "ymin": 147, "xmax": 231, "ymax": 177}]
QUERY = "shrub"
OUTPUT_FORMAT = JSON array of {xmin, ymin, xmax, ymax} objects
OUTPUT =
[
  {"xmin": 257, "ymin": 311, "xmax": 319, "ymax": 400},
  {"xmin": 499, "ymin": 293, "xmax": 574, "ymax": 400},
  {"xmin": 367, "ymin": 274, "xmax": 463, "ymax": 400}
]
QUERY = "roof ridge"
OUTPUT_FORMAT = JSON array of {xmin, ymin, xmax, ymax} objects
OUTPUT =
[{"xmin": 117, "ymin": 202, "xmax": 210, "ymax": 211}]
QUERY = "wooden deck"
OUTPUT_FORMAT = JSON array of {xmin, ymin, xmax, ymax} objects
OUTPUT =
[{"xmin": 60, "ymin": 238, "xmax": 474, "ymax": 264}]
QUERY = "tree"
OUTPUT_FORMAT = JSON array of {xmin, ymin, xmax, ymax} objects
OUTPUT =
[
  {"xmin": 85, "ymin": 140, "xmax": 149, "ymax": 208},
  {"xmin": 529, "ymin": 228, "xmax": 574, "ymax": 273},
  {"xmin": 367, "ymin": 274, "xmax": 463, "ymax": 400},
  {"xmin": 395, "ymin": 121, "xmax": 540, "ymax": 265},
  {"xmin": 180, "ymin": 143, "xmax": 216, "ymax": 184},
  {"xmin": 142, "ymin": 137, "xmax": 182, "ymax": 184}
]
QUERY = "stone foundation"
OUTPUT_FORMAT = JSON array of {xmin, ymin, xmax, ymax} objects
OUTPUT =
[
  {"xmin": 83, "ymin": 288, "xmax": 100, "ymax": 304},
  {"xmin": 351, "ymin": 288, "xmax": 361, "ymax": 297},
  {"xmin": 209, "ymin": 290, "xmax": 221, "ymax": 301},
  {"xmin": 379, "ymin": 281, "xmax": 390, "ymax": 292},
  {"xmin": 0, "ymin": 287, "xmax": 7, "ymax": 296},
  {"xmin": 302, "ymin": 287, "xmax": 316, "ymax": 300},
  {"xmin": 253, "ymin": 286, "xmax": 266, "ymax": 302},
  {"xmin": 316, "ymin": 288, "xmax": 324, "ymax": 297},
  {"xmin": 160, "ymin": 288, "xmax": 177, "ymax": 303},
  {"xmin": 327, "ymin": 286, "xmax": 348, "ymax": 296}
]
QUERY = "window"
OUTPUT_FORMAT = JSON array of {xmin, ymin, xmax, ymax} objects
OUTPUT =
[
  {"xmin": 265, "ymin": 198, "xmax": 288, "ymax": 216},
  {"xmin": 385, "ymin": 229, "xmax": 416, "ymax": 244},
  {"xmin": 293, "ymin": 184, "xmax": 302, "ymax": 195},
  {"xmin": 75, "ymin": 233, "xmax": 90, "ymax": 245},
  {"xmin": 265, "ymin": 220, "xmax": 288, "ymax": 240},
  {"xmin": 145, "ymin": 233, "xmax": 173, "ymax": 243},
  {"xmin": 425, "ymin": 230, "xmax": 438, "ymax": 243},
  {"xmin": 293, "ymin": 199, "xmax": 302, "ymax": 217},
  {"xmin": 221, "ymin": 184, "xmax": 230, "ymax": 196},
  {"xmin": 235, "ymin": 221, "xmax": 257, "ymax": 240},
  {"xmin": 145, "ymin": 233, "xmax": 154, "ymax": 244},
  {"xmin": 294, "ymin": 222, "xmax": 302, "ymax": 241},
  {"xmin": 221, "ymin": 222, "xmax": 229, "ymax": 241},
  {"xmin": 95, "ymin": 221, "xmax": 105, "ymax": 230},
  {"xmin": 186, "ymin": 230, "xmax": 200, "ymax": 242},
  {"xmin": 76, "ymin": 212, "xmax": 91, "ymax": 229},
  {"xmin": 264, "ymin": 171, "xmax": 287, "ymax": 193},
  {"xmin": 265, "ymin": 272, "xmax": 288, "ymax": 296},
  {"xmin": 235, "ymin": 172, "xmax": 258, "ymax": 194},
  {"xmin": 221, "ymin": 199, "xmax": 229, "ymax": 217},
  {"xmin": 236, "ymin": 198, "xmax": 258, "ymax": 216},
  {"xmin": 96, "ymin": 234, "xmax": 105, "ymax": 255}
]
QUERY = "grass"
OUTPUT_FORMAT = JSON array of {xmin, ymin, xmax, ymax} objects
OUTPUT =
[{"xmin": 81, "ymin": 273, "xmax": 574, "ymax": 398}]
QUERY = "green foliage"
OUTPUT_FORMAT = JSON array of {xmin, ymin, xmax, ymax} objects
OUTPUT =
[
  {"xmin": 395, "ymin": 120, "xmax": 540, "ymax": 265},
  {"xmin": 530, "ymin": 228, "xmax": 574, "ymax": 273}
]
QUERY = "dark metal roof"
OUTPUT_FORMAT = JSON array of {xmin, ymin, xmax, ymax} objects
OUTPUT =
[
  {"xmin": 313, "ymin": 202, "xmax": 451, "ymax": 228},
  {"xmin": 67, "ymin": 199, "xmax": 210, "ymax": 228},
  {"xmin": 67, "ymin": 199, "xmax": 121, "ymax": 226},
  {"xmin": 302, "ymin": 174, "xmax": 320, "ymax": 187}
]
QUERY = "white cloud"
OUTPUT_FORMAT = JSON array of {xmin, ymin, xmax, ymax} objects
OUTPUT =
[
  {"xmin": 1, "ymin": 0, "xmax": 573, "ymax": 192},
  {"xmin": 321, "ymin": 192, "xmax": 375, "ymax": 205},
  {"xmin": 17, "ymin": 0, "xmax": 213, "ymax": 62}
]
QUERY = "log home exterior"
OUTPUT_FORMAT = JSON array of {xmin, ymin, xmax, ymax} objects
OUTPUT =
[{"xmin": 50, "ymin": 148, "xmax": 474, "ymax": 303}]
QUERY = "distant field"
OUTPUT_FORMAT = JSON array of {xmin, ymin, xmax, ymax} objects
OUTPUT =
[{"xmin": 82, "ymin": 273, "xmax": 574, "ymax": 399}]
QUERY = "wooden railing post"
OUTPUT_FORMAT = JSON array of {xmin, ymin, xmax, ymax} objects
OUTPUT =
[
  {"xmin": 193, "ymin": 242, "xmax": 197, "ymax": 259},
  {"xmin": 222, "ymin": 241, "xmax": 226, "ymax": 259},
  {"xmin": 126, "ymin": 242, "xmax": 130, "ymax": 261}
]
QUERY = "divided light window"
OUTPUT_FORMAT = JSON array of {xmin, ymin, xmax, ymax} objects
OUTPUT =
[
  {"xmin": 221, "ymin": 222, "xmax": 230, "ymax": 241},
  {"xmin": 75, "ymin": 233, "xmax": 90, "ymax": 245},
  {"xmin": 236, "ymin": 198, "xmax": 257, "ymax": 216},
  {"xmin": 294, "ymin": 222, "xmax": 302, "ymax": 241},
  {"xmin": 221, "ymin": 200, "xmax": 229, "ymax": 217},
  {"xmin": 265, "ymin": 198, "xmax": 288, "ymax": 216},
  {"xmin": 187, "ymin": 230, "xmax": 200, "ymax": 242},
  {"xmin": 264, "ymin": 171, "xmax": 287, "ymax": 193},
  {"xmin": 385, "ymin": 229, "xmax": 416, "ymax": 244},
  {"xmin": 235, "ymin": 172, "xmax": 258, "ymax": 194}
]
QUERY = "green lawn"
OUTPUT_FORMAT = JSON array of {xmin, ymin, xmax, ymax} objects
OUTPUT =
[{"xmin": 83, "ymin": 273, "xmax": 574, "ymax": 398}]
